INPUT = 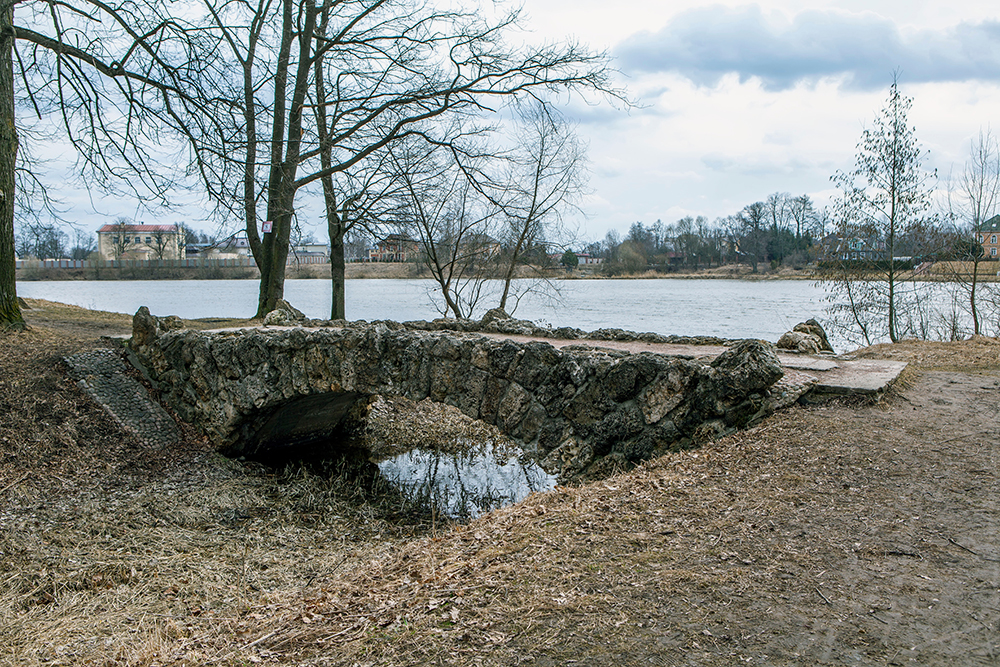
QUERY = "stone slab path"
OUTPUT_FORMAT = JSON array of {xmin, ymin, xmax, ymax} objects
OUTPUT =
[
  {"xmin": 64, "ymin": 349, "xmax": 181, "ymax": 449},
  {"xmin": 479, "ymin": 333, "xmax": 908, "ymax": 398}
]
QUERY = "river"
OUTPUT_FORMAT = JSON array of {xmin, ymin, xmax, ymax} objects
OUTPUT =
[{"xmin": 18, "ymin": 277, "xmax": 848, "ymax": 347}]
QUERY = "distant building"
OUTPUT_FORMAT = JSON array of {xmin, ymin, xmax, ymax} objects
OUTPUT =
[
  {"xmin": 821, "ymin": 234, "xmax": 886, "ymax": 262},
  {"xmin": 187, "ymin": 233, "xmax": 252, "ymax": 259},
  {"xmin": 977, "ymin": 216, "xmax": 1000, "ymax": 258},
  {"xmin": 97, "ymin": 223, "xmax": 184, "ymax": 260},
  {"xmin": 548, "ymin": 251, "xmax": 604, "ymax": 265},
  {"xmin": 370, "ymin": 234, "xmax": 420, "ymax": 262}
]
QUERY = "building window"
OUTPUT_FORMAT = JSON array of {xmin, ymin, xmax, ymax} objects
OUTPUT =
[
  {"xmin": 135, "ymin": 236, "xmax": 141, "ymax": 243},
  {"xmin": 993, "ymin": 248, "xmax": 998, "ymax": 256},
  {"xmin": 979, "ymin": 234, "xmax": 984, "ymax": 242},
  {"xmin": 145, "ymin": 237, "xmax": 152, "ymax": 243},
  {"xmin": 993, "ymin": 235, "xmax": 998, "ymax": 244}
]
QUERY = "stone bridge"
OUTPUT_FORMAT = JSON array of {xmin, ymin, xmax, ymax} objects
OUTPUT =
[{"xmin": 127, "ymin": 308, "xmax": 796, "ymax": 480}]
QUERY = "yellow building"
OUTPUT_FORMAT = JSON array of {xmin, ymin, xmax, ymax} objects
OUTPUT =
[{"xmin": 97, "ymin": 223, "xmax": 184, "ymax": 260}]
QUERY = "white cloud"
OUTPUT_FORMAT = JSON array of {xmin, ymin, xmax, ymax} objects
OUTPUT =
[
  {"xmin": 615, "ymin": 6, "xmax": 1000, "ymax": 90},
  {"xmin": 21, "ymin": 0, "xmax": 1000, "ymax": 251}
]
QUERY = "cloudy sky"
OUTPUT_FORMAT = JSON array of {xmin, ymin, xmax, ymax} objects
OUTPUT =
[
  {"xmin": 520, "ymin": 0, "xmax": 1000, "ymax": 241},
  {"xmin": 42, "ymin": 0, "xmax": 1000, "ymax": 245}
]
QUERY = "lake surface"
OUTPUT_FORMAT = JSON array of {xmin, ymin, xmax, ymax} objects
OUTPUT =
[{"xmin": 19, "ymin": 277, "xmax": 846, "ymax": 348}]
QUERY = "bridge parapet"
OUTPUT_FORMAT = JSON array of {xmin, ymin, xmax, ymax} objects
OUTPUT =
[{"xmin": 129, "ymin": 308, "xmax": 785, "ymax": 480}]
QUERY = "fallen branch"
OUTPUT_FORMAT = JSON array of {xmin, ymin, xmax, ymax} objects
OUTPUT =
[
  {"xmin": 867, "ymin": 610, "xmax": 889, "ymax": 625},
  {"xmin": 0, "ymin": 472, "xmax": 29, "ymax": 496},
  {"xmin": 947, "ymin": 537, "xmax": 977, "ymax": 555},
  {"xmin": 947, "ymin": 537, "xmax": 1000, "ymax": 562},
  {"xmin": 885, "ymin": 548, "xmax": 921, "ymax": 559}
]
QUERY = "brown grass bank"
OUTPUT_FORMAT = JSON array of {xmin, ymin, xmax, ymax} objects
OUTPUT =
[{"xmin": 1, "ymin": 299, "xmax": 998, "ymax": 665}]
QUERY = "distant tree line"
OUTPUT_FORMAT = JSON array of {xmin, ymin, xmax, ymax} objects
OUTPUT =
[
  {"xmin": 15, "ymin": 222, "xmax": 97, "ymax": 261},
  {"xmin": 578, "ymin": 192, "xmax": 827, "ymax": 276}
]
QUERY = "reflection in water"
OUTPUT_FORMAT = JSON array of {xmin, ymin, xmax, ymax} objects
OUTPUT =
[{"xmin": 377, "ymin": 444, "xmax": 557, "ymax": 518}]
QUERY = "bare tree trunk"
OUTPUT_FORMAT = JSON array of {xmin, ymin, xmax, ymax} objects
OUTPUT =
[
  {"xmin": 314, "ymin": 6, "xmax": 346, "ymax": 321},
  {"xmin": 330, "ymin": 229, "xmax": 346, "ymax": 319},
  {"xmin": 887, "ymin": 180, "xmax": 898, "ymax": 343},
  {"xmin": 255, "ymin": 0, "xmax": 315, "ymax": 318},
  {"xmin": 257, "ymin": 205, "xmax": 292, "ymax": 315},
  {"xmin": 0, "ymin": 3, "xmax": 23, "ymax": 330},
  {"xmin": 497, "ymin": 226, "xmax": 529, "ymax": 312},
  {"xmin": 970, "ymin": 257, "xmax": 980, "ymax": 335}
]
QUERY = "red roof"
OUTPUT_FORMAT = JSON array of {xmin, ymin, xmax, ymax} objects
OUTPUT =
[{"xmin": 97, "ymin": 224, "xmax": 179, "ymax": 233}]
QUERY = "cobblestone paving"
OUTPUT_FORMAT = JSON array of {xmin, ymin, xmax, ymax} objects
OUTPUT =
[
  {"xmin": 768, "ymin": 368, "xmax": 818, "ymax": 410},
  {"xmin": 64, "ymin": 349, "xmax": 181, "ymax": 449}
]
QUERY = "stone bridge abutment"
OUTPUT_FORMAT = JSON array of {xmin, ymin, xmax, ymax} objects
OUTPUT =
[{"xmin": 128, "ymin": 308, "xmax": 786, "ymax": 480}]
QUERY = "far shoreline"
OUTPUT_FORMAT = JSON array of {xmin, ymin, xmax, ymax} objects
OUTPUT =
[
  {"xmin": 14, "ymin": 261, "xmax": 821, "ymax": 282},
  {"xmin": 14, "ymin": 260, "xmax": 1000, "ymax": 282}
]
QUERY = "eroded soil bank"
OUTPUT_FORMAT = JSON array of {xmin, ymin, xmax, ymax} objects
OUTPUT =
[{"xmin": 1, "ymin": 300, "xmax": 998, "ymax": 666}]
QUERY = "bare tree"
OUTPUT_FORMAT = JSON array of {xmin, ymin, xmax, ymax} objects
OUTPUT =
[
  {"xmin": 322, "ymin": 159, "xmax": 403, "ymax": 318},
  {"xmin": 788, "ymin": 194, "xmax": 820, "ymax": 239},
  {"xmin": 0, "ymin": 0, "xmax": 224, "ymax": 329},
  {"xmin": 378, "ymin": 105, "xmax": 588, "ymax": 319},
  {"xmin": 14, "ymin": 221, "xmax": 67, "ymax": 259},
  {"xmin": 392, "ymin": 141, "xmax": 500, "ymax": 319},
  {"xmin": 950, "ymin": 129, "xmax": 1000, "ymax": 335},
  {"xmin": 0, "ymin": 1, "xmax": 18, "ymax": 327},
  {"xmin": 765, "ymin": 192, "xmax": 791, "ymax": 232},
  {"xmin": 825, "ymin": 79, "xmax": 936, "ymax": 343},
  {"xmin": 738, "ymin": 201, "xmax": 767, "ymax": 273},
  {"xmin": 150, "ymin": 226, "xmax": 178, "ymax": 260},
  {"xmin": 184, "ymin": 0, "xmax": 616, "ymax": 318},
  {"xmin": 70, "ymin": 228, "xmax": 96, "ymax": 260},
  {"xmin": 109, "ymin": 217, "xmax": 135, "ymax": 259},
  {"xmin": 494, "ymin": 104, "xmax": 586, "ymax": 313}
]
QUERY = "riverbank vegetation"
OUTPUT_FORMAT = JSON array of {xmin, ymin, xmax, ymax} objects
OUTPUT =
[{"xmin": 2, "ymin": 300, "xmax": 999, "ymax": 665}]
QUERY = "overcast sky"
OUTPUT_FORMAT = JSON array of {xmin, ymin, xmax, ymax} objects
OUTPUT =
[
  {"xmin": 42, "ymin": 0, "xmax": 1000, "ymax": 245},
  {"xmin": 522, "ymin": 0, "xmax": 1000, "ymax": 242}
]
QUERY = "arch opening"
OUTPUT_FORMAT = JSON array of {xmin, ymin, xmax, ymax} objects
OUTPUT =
[
  {"xmin": 230, "ymin": 391, "xmax": 556, "ymax": 519},
  {"xmin": 234, "ymin": 391, "xmax": 370, "ymax": 464}
]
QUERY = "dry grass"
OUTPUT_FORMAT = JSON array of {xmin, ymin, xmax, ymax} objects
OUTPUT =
[
  {"xmin": 206, "ymin": 386, "xmax": 1000, "ymax": 666},
  {"xmin": 0, "ymin": 301, "xmax": 432, "ymax": 666},
  {"xmin": 0, "ymin": 455, "xmax": 426, "ymax": 666},
  {"xmin": 2, "ymin": 299, "xmax": 998, "ymax": 666},
  {"xmin": 847, "ymin": 335, "xmax": 1000, "ymax": 371},
  {"xmin": 18, "ymin": 298, "xmax": 257, "ymax": 336}
]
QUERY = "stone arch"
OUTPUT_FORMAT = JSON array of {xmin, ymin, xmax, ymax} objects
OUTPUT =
[{"xmin": 128, "ymin": 311, "xmax": 785, "ymax": 480}]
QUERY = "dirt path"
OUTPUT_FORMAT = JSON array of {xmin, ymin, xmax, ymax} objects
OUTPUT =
[
  {"xmin": 215, "ymin": 357, "xmax": 995, "ymax": 667},
  {"xmin": 1, "ymin": 301, "xmax": 998, "ymax": 666}
]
